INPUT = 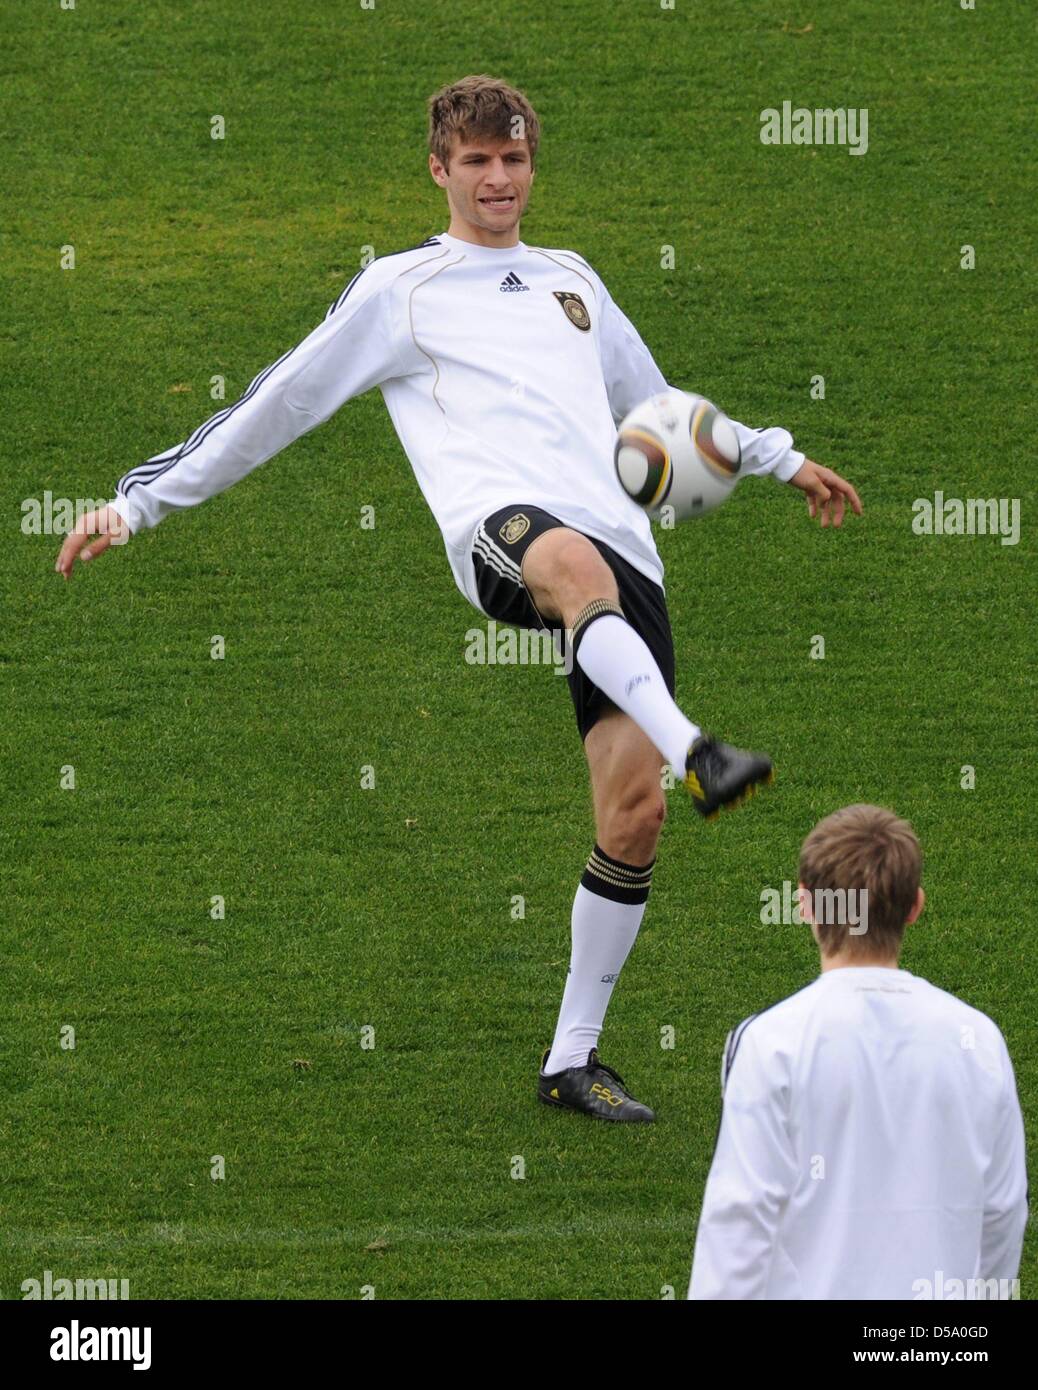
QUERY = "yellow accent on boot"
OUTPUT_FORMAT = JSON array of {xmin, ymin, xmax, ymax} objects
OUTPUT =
[{"xmin": 590, "ymin": 1082, "xmax": 624, "ymax": 1107}]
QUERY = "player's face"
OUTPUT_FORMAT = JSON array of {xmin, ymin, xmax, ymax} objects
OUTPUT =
[{"xmin": 429, "ymin": 135, "xmax": 535, "ymax": 246}]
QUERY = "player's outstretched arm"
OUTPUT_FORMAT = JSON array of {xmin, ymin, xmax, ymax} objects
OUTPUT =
[
  {"xmin": 786, "ymin": 458, "xmax": 863, "ymax": 528},
  {"xmin": 53, "ymin": 264, "xmax": 402, "ymax": 581}
]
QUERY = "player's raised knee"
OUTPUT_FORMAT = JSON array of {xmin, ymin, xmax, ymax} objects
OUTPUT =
[
  {"xmin": 523, "ymin": 528, "xmax": 617, "ymax": 625},
  {"xmin": 558, "ymin": 532, "xmax": 615, "ymax": 597}
]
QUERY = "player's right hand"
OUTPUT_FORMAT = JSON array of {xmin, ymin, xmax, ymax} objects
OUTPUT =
[{"xmin": 55, "ymin": 505, "xmax": 131, "ymax": 581}]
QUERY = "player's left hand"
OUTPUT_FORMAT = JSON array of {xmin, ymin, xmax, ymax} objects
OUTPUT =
[{"xmin": 788, "ymin": 459, "xmax": 862, "ymax": 528}]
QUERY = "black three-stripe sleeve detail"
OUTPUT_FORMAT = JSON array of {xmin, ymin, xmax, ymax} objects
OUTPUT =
[
  {"xmin": 117, "ymin": 237, "xmax": 441, "ymax": 501},
  {"xmin": 722, "ymin": 1014, "xmax": 758, "ymax": 1093}
]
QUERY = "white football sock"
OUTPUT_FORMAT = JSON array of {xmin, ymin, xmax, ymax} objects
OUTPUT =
[
  {"xmin": 574, "ymin": 611, "xmax": 699, "ymax": 774},
  {"xmin": 543, "ymin": 848, "xmax": 654, "ymax": 1074}
]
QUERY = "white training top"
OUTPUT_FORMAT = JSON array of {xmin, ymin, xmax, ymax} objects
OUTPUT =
[
  {"xmin": 688, "ymin": 966, "xmax": 1028, "ymax": 1300},
  {"xmin": 109, "ymin": 231, "xmax": 806, "ymax": 612}
]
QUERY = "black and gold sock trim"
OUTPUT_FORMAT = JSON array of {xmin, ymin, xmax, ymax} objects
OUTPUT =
[
  {"xmin": 570, "ymin": 598, "xmax": 625, "ymax": 658},
  {"xmin": 581, "ymin": 843, "xmax": 655, "ymax": 905}
]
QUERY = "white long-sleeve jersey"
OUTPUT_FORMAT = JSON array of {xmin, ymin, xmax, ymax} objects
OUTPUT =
[
  {"xmin": 108, "ymin": 231, "xmax": 805, "ymax": 612},
  {"xmin": 688, "ymin": 966, "xmax": 1028, "ymax": 1301}
]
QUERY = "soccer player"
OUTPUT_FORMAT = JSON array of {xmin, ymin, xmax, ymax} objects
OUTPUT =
[
  {"xmin": 689, "ymin": 804, "xmax": 1028, "ymax": 1298},
  {"xmin": 55, "ymin": 76, "xmax": 861, "ymax": 1123}
]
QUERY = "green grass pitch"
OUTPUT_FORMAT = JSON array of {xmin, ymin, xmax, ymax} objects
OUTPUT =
[{"xmin": 2, "ymin": 0, "xmax": 1033, "ymax": 1299}]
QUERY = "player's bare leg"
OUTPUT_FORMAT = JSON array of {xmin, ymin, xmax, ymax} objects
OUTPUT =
[
  {"xmin": 585, "ymin": 708, "xmax": 666, "ymax": 868},
  {"xmin": 525, "ymin": 529, "xmax": 772, "ymax": 1121},
  {"xmin": 538, "ymin": 708, "xmax": 663, "ymax": 1121},
  {"xmin": 520, "ymin": 526, "xmax": 621, "ymax": 628}
]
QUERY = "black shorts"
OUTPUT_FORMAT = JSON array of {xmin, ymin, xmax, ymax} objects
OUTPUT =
[{"xmin": 471, "ymin": 503, "xmax": 676, "ymax": 741}]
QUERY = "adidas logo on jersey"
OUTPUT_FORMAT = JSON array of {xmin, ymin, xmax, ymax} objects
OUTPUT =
[{"xmin": 499, "ymin": 272, "xmax": 529, "ymax": 292}]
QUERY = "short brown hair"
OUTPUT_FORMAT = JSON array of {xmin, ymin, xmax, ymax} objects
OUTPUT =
[
  {"xmin": 427, "ymin": 74, "xmax": 541, "ymax": 170},
  {"xmin": 798, "ymin": 804, "xmax": 922, "ymax": 961}
]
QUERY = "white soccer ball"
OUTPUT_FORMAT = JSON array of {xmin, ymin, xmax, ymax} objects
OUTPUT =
[{"xmin": 614, "ymin": 387, "xmax": 742, "ymax": 522}]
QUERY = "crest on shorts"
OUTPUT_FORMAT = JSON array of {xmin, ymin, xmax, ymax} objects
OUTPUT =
[
  {"xmin": 499, "ymin": 512, "xmax": 531, "ymax": 544},
  {"xmin": 553, "ymin": 291, "xmax": 591, "ymax": 332}
]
